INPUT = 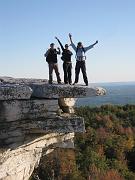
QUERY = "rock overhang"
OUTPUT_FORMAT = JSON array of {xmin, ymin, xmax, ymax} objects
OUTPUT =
[
  {"xmin": 29, "ymin": 83, "xmax": 106, "ymax": 99},
  {"xmin": 0, "ymin": 77, "xmax": 106, "ymax": 100}
]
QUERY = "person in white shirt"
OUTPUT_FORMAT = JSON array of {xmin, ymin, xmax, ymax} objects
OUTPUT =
[{"xmin": 69, "ymin": 33, "xmax": 98, "ymax": 86}]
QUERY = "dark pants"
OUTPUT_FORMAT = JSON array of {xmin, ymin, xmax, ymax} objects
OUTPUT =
[
  {"xmin": 63, "ymin": 62, "xmax": 72, "ymax": 84},
  {"xmin": 48, "ymin": 63, "xmax": 61, "ymax": 83},
  {"xmin": 74, "ymin": 61, "xmax": 88, "ymax": 84}
]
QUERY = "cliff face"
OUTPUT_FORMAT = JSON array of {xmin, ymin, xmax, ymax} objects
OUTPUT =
[{"xmin": 0, "ymin": 77, "xmax": 106, "ymax": 180}]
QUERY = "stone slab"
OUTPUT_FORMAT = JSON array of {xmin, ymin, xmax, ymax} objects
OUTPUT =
[
  {"xmin": 0, "ymin": 84, "xmax": 32, "ymax": 100},
  {"xmin": 0, "ymin": 115, "xmax": 84, "ymax": 146},
  {"xmin": 26, "ymin": 116, "xmax": 85, "ymax": 133},
  {"xmin": 0, "ymin": 99, "xmax": 58, "ymax": 122},
  {"xmin": 30, "ymin": 83, "xmax": 106, "ymax": 98}
]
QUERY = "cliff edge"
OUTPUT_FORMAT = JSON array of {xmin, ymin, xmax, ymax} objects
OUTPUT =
[{"xmin": 0, "ymin": 77, "xmax": 106, "ymax": 180}]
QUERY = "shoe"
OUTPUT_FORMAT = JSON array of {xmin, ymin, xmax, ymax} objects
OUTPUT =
[
  {"xmin": 85, "ymin": 83, "xmax": 88, "ymax": 86},
  {"xmin": 73, "ymin": 82, "xmax": 77, "ymax": 85}
]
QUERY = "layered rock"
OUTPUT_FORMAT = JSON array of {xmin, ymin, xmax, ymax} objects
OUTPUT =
[{"xmin": 0, "ymin": 77, "xmax": 106, "ymax": 180}]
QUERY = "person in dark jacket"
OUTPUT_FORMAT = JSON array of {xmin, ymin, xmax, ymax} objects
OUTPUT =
[
  {"xmin": 44, "ymin": 43, "xmax": 61, "ymax": 84},
  {"xmin": 69, "ymin": 33, "xmax": 98, "ymax": 86},
  {"xmin": 55, "ymin": 37, "xmax": 73, "ymax": 84}
]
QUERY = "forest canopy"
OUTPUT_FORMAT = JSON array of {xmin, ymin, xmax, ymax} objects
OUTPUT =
[{"xmin": 31, "ymin": 105, "xmax": 135, "ymax": 180}]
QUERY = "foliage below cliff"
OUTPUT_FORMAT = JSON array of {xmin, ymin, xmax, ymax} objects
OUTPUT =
[
  {"xmin": 75, "ymin": 104, "xmax": 135, "ymax": 180},
  {"xmin": 31, "ymin": 105, "xmax": 135, "ymax": 180}
]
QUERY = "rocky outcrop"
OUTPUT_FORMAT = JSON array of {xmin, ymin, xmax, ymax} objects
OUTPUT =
[
  {"xmin": 0, "ymin": 133, "xmax": 75, "ymax": 180},
  {"xmin": 29, "ymin": 83, "xmax": 106, "ymax": 98},
  {"xmin": 0, "ymin": 77, "xmax": 106, "ymax": 180},
  {"xmin": 0, "ymin": 84, "xmax": 32, "ymax": 100}
]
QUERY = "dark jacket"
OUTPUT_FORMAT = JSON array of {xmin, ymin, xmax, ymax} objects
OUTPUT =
[
  {"xmin": 57, "ymin": 39, "xmax": 73, "ymax": 62},
  {"xmin": 45, "ymin": 48, "xmax": 60, "ymax": 63}
]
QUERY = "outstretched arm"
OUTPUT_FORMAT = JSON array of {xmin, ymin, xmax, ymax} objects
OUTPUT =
[
  {"xmin": 84, "ymin": 40, "xmax": 98, "ymax": 52},
  {"xmin": 55, "ymin": 37, "xmax": 64, "ymax": 51},
  {"xmin": 68, "ymin": 33, "xmax": 77, "ymax": 51},
  {"xmin": 92, "ymin": 40, "xmax": 98, "ymax": 46}
]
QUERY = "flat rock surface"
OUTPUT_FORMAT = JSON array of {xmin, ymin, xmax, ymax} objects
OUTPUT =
[
  {"xmin": 0, "ymin": 77, "xmax": 106, "ymax": 99},
  {"xmin": 0, "ymin": 76, "xmax": 48, "ymax": 84}
]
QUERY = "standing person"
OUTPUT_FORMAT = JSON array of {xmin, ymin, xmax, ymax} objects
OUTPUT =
[
  {"xmin": 69, "ymin": 33, "xmax": 98, "ymax": 86},
  {"xmin": 55, "ymin": 37, "xmax": 73, "ymax": 84},
  {"xmin": 44, "ymin": 43, "xmax": 61, "ymax": 84}
]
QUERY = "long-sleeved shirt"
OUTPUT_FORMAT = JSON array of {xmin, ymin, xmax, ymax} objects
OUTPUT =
[
  {"xmin": 57, "ymin": 39, "xmax": 73, "ymax": 62},
  {"xmin": 71, "ymin": 42, "xmax": 94, "ymax": 61},
  {"xmin": 57, "ymin": 39, "xmax": 65, "ymax": 52}
]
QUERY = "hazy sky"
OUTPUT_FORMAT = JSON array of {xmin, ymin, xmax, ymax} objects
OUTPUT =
[{"xmin": 0, "ymin": 0, "xmax": 135, "ymax": 83}]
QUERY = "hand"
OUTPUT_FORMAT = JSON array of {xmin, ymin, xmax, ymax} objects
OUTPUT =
[
  {"xmin": 69, "ymin": 33, "xmax": 72, "ymax": 38},
  {"xmin": 55, "ymin": 36, "xmax": 58, "ymax": 40},
  {"xmin": 57, "ymin": 47, "xmax": 60, "ymax": 50},
  {"xmin": 96, "ymin": 40, "xmax": 98, "ymax": 44}
]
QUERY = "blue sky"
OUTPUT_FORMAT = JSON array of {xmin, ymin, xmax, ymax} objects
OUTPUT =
[{"xmin": 0, "ymin": 0, "xmax": 135, "ymax": 83}]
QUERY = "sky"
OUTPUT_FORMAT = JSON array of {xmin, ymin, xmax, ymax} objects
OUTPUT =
[{"xmin": 0, "ymin": 0, "xmax": 135, "ymax": 83}]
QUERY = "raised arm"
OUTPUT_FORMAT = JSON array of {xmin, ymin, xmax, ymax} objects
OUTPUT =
[
  {"xmin": 68, "ymin": 33, "xmax": 77, "ymax": 51},
  {"xmin": 84, "ymin": 40, "xmax": 98, "ymax": 52},
  {"xmin": 55, "ymin": 37, "xmax": 64, "ymax": 51},
  {"xmin": 69, "ymin": 33, "xmax": 73, "ymax": 44}
]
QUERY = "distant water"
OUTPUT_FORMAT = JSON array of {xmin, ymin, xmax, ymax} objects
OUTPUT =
[{"xmin": 76, "ymin": 82, "xmax": 135, "ymax": 107}]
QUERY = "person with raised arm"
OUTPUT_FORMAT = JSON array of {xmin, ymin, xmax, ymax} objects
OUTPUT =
[
  {"xmin": 44, "ymin": 43, "xmax": 61, "ymax": 84},
  {"xmin": 55, "ymin": 37, "xmax": 73, "ymax": 85},
  {"xmin": 69, "ymin": 33, "xmax": 98, "ymax": 86}
]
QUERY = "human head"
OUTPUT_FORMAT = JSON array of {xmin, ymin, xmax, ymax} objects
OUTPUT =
[
  {"xmin": 77, "ymin": 42, "xmax": 83, "ymax": 48},
  {"xmin": 65, "ymin": 44, "xmax": 69, "ymax": 50},
  {"xmin": 50, "ymin": 43, "xmax": 55, "ymax": 49}
]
